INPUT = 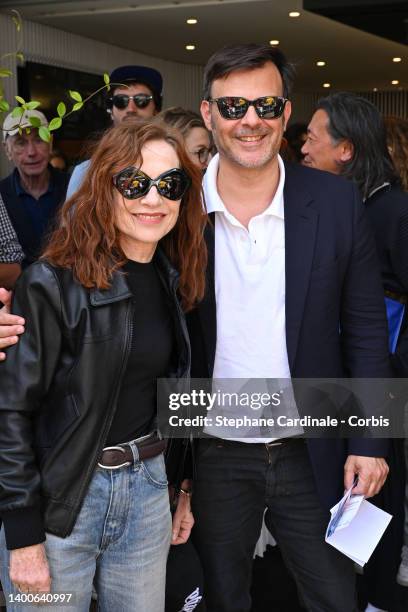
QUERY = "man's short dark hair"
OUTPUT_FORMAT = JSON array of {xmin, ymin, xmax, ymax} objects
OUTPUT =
[
  {"xmin": 316, "ymin": 92, "xmax": 396, "ymax": 198},
  {"xmin": 203, "ymin": 43, "xmax": 295, "ymax": 100}
]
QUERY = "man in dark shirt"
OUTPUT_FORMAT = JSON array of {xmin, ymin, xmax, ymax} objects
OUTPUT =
[{"xmin": 1, "ymin": 109, "xmax": 69, "ymax": 267}]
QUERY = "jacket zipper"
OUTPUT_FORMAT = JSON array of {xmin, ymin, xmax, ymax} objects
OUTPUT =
[{"xmin": 70, "ymin": 299, "xmax": 134, "ymax": 527}]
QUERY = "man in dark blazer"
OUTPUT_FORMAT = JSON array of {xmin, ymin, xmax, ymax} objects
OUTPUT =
[
  {"xmin": 187, "ymin": 44, "xmax": 391, "ymax": 612},
  {"xmin": 1, "ymin": 109, "xmax": 68, "ymax": 269}
]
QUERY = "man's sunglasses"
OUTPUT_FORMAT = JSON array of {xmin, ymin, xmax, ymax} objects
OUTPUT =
[
  {"xmin": 113, "ymin": 167, "xmax": 191, "ymax": 201},
  {"xmin": 207, "ymin": 96, "xmax": 288, "ymax": 120},
  {"xmin": 108, "ymin": 93, "xmax": 153, "ymax": 110}
]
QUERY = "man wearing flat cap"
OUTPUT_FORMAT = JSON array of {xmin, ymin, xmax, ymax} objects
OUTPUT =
[{"xmin": 67, "ymin": 64, "xmax": 163, "ymax": 197}]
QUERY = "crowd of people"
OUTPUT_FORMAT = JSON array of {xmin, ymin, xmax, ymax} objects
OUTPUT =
[{"xmin": 0, "ymin": 42, "xmax": 407, "ymax": 612}]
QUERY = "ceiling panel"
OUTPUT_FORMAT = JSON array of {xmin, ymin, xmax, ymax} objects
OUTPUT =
[{"xmin": 1, "ymin": 0, "xmax": 406, "ymax": 92}]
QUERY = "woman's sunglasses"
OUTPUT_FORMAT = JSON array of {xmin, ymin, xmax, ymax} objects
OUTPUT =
[
  {"xmin": 207, "ymin": 96, "xmax": 288, "ymax": 120},
  {"xmin": 108, "ymin": 94, "xmax": 153, "ymax": 110},
  {"xmin": 113, "ymin": 167, "xmax": 191, "ymax": 201}
]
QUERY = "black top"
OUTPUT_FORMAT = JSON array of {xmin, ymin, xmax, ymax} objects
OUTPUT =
[
  {"xmin": 364, "ymin": 182, "xmax": 408, "ymax": 296},
  {"xmin": 106, "ymin": 258, "xmax": 174, "ymax": 445},
  {"xmin": 364, "ymin": 181, "xmax": 408, "ymax": 375}
]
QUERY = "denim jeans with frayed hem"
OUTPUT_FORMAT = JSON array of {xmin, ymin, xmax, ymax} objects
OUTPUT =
[{"xmin": 0, "ymin": 447, "xmax": 171, "ymax": 612}]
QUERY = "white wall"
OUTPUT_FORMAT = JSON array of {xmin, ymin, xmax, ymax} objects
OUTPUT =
[{"xmin": 0, "ymin": 13, "xmax": 204, "ymax": 176}]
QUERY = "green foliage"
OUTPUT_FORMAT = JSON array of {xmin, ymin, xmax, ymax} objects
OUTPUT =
[
  {"xmin": 69, "ymin": 90, "xmax": 82, "ymax": 103},
  {"xmin": 11, "ymin": 106, "xmax": 23, "ymax": 118},
  {"xmin": 39, "ymin": 126, "xmax": 51, "ymax": 142},
  {"xmin": 57, "ymin": 102, "xmax": 66, "ymax": 118},
  {"xmin": 25, "ymin": 100, "xmax": 41, "ymax": 110},
  {"xmin": 49, "ymin": 117, "xmax": 62, "ymax": 131},
  {"xmin": 0, "ymin": 11, "xmax": 112, "ymax": 143},
  {"xmin": 29, "ymin": 116, "xmax": 42, "ymax": 128}
]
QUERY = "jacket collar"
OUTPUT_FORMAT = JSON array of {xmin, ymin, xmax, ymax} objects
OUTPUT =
[{"xmin": 90, "ymin": 247, "xmax": 179, "ymax": 307}]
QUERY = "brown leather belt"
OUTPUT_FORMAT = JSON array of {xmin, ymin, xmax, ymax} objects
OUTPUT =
[{"xmin": 98, "ymin": 433, "xmax": 166, "ymax": 470}]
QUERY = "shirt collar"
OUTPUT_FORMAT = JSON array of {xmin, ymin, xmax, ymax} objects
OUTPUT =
[{"xmin": 203, "ymin": 153, "xmax": 285, "ymax": 220}]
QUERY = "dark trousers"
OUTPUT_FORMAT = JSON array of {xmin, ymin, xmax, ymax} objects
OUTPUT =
[{"xmin": 192, "ymin": 438, "xmax": 357, "ymax": 612}]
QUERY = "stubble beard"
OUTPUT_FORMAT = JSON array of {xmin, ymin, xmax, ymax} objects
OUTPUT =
[{"xmin": 211, "ymin": 116, "xmax": 282, "ymax": 170}]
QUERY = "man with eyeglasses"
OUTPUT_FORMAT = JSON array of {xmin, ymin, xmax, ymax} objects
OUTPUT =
[
  {"xmin": 185, "ymin": 43, "xmax": 392, "ymax": 611},
  {"xmin": 66, "ymin": 64, "xmax": 162, "ymax": 198},
  {"xmin": 1, "ymin": 109, "xmax": 69, "ymax": 270}
]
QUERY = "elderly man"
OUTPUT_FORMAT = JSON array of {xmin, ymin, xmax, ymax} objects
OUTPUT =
[
  {"xmin": 66, "ymin": 64, "xmax": 162, "ymax": 197},
  {"xmin": 1, "ymin": 109, "xmax": 68, "ymax": 268}
]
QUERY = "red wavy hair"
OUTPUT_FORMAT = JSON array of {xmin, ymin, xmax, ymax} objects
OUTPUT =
[{"xmin": 43, "ymin": 118, "xmax": 207, "ymax": 311}]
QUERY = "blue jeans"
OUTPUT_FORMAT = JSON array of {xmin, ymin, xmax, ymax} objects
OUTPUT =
[{"xmin": 0, "ymin": 445, "xmax": 172, "ymax": 612}]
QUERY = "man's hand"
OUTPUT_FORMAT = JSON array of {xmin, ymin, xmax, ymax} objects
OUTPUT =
[
  {"xmin": 9, "ymin": 543, "xmax": 51, "ymax": 593},
  {"xmin": 171, "ymin": 479, "xmax": 194, "ymax": 545},
  {"xmin": 344, "ymin": 455, "xmax": 389, "ymax": 498},
  {"xmin": 0, "ymin": 288, "xmax": 24, "ymax": 361}
]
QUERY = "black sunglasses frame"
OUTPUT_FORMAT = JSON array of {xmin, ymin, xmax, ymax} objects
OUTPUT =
[
  {"xmin": 207, "ymin": 96, "xmax": 288, "ymax": 120},
  {"xmin": 108, "ymin": 93, "xmax": 154, "ymax": 110},
  {"xmin": 113, "ymin": 167, "xmax": 191, "ymax": 201}
]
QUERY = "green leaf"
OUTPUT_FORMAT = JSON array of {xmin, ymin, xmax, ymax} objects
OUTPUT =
[
  {"xmin": 15, "ymin": 95, "xmax": 25, "ymax": 105},
  {"xmin": 0, "ymin": 69, "xmax": 12, "ymax": 78},
  {"xmin": 29, "ymin": 116, "xmax": 42, "ymax": 128},
  {"xmin": 103, "ymin": 73, "xmax": 110, "ymax": 85},
  {"xmin": 72, "ymin": 101, "xmax": 83, "ymax": 111},
  {"xmin": 49, "ymin": 117, "xmax": 62, "ymax": 131},
  {"xmin": 12, "ymin": 15, "xmax": 21, "ymax": 32},
  {"xmin": 16, "ymin": 53, "xmax": 24, "ymax": 63},
  {"xmin": 11, "ymin": 106, "xmax": 24, "ymax": 118},
  {"xmin": 0, "ymin": 100, "xmax": 10, "ymax": 111},
  {"xmin": 39, "ymin": 126, "xmax": 51, "ymax": 142},
  {"xmin": 69, "ymin": 90, "xmax": 82, "ymax": 102},
  {"xmin": 57, "ymin": 102, "xmax": 66, "ymax": 118},
  {"xmin": 25, "ymin": 100, "xmax": 41, "ymax": 110}
]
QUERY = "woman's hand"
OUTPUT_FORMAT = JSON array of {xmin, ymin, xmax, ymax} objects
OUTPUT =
[
  {"xmin": 9, "ymin": 543, "xmax": 51, "ymax": 593},
  {"xmin": 171, "ymin": 479, "xmax": 194, "ymax": 545}
]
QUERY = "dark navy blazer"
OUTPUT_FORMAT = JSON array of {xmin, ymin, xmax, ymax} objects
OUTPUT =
[{"xmin": 187, "ymin": 162, "xmax": 392, "ymax": 510}]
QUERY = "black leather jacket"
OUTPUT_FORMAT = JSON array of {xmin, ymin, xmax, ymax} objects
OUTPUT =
[{"xmin": 0, "ymin": 251, "xmax": 190, "ymax": 550}]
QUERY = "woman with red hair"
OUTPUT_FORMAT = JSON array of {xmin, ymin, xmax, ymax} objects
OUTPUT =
[{"xmin": 0, "ymin": 118, "xmax": 207, "ymax": 611}]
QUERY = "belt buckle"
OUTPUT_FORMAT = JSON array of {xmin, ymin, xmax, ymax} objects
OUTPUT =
[
  {"xmin": 266, "ymin": 440, "xmax": 283, "ymax": 448},
  {"xmin": 98, "ymin": 445, "xmax": 132, "ymax": 470}
]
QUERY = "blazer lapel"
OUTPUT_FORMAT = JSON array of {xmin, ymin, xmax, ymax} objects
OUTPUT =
[
  {"xmin": 284, "ymin": 164, "xmax": 319, "ymax": 371},
  {"xmin": 197, "ymin": 214, "xmax": 217, "ymax": 375}
]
